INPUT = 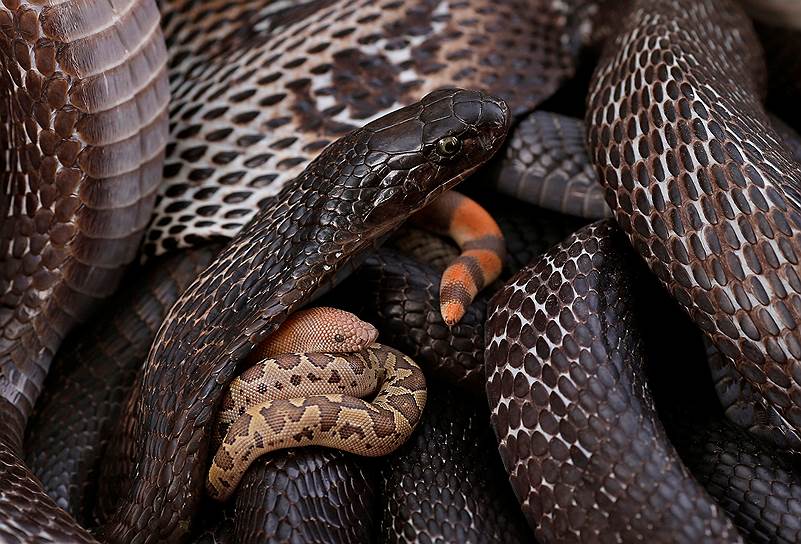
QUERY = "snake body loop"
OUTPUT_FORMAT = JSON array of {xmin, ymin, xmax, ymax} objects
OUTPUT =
[
  {"xmin": 24, "ymin": 247, "xmax": 219, "ymax": 523},
  {"xmin": 486, "ymin": 220, "xmax": 742, "ymax": 542},
  {"xmin": 588, "ymin": 0, "xmax": 801, "ymax": 449},
  {"xmin": 208, "ymin": 343, "xmax": 426, "ymax": 502},
  {"xmin": 98, "ymin": 89, "xmax": 509, "ymax": 543}
]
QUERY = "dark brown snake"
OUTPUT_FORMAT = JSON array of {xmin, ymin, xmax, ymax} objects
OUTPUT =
[
  {"xmin": 24, "ymin": 247, "xmax": 220, "ymax": 524},
  {"xmin": 8, "ymin": 0, "xmax": 801, "ymax": 542},
  {"xmin": 483, "ymin": 0, "xmax": 801, "ymax": 541},
  {"xmin": 98, "ymin": 89, "xmax": 508, "ymax": 543},
  {"xmin": 587, "ymin": 0, "xmax": 801, "ymax": 450},
  {"xmin": 4, "ymin": 0, "xmax": 578, "ymax": 537}
]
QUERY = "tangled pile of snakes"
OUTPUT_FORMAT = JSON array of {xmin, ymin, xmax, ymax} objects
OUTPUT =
[{"xmin": 4, "ymin": 0, "xmax": 801, "ymax": 542}]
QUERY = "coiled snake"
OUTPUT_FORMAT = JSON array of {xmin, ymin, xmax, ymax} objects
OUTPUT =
[
  {"xmin": 6, "ymin": 0, "xmax": 801, "ymax": 541},
  {"xmin": 98, "ymin": 88, "xmax": 508, "ymax": 543}
]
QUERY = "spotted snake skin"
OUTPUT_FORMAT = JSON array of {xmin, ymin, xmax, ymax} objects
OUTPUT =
[
  {"xmin": 146, "ymin": 0, "xmax": 581, "ymax": 256},
  {"xmin": 588, "ymin": 0, "xmax": 801, "ymax": 450},
  {"xmin": 208, "ymin": 344, "xmax": 426, "ymax": 502}
]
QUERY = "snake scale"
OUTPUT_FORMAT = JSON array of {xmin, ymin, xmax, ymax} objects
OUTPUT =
[
  {"xmin": 207, "ymin": 342, "xmax": 427, "ymax": 502},
  {"xmin": 98, "ymin": 88, "xmax": 508, "ymax": 543},
  {"xmin": 587, "ymin": 0, "xmax": 801, "ymax": 450},
  {"xmin": 6, "ymin": 0, "xmax": 801, "ymax": 542}
]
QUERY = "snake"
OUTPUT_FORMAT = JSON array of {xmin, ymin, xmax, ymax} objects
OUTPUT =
[
  {"xmin": 208, "ymin": 342, "xmax": 426, "ymax": 502},
  {"xmin": 486, "ymin": 220, "xmax": 744, "ymax": 541},
  {"xmin": 146, "ymin": 0, "xmax": 582, "ymax": 257},
  {"xmin": 91, "ymin": 88, "xmax": 509, "ymax": 543},
  {"xmin": 586, "ymin": 0, "xmax": 801, "ymax": 451},
  {"xmin": 490, "ymin": 111, "xmax": 611, "ymax": 219},
  {"xmin": 638, "ymin": 287, "xmax": 801, "ymax": 544},
  {"xmin": 4, "ymin": 0, "xmax": 800, "ymax": 540},
  {"xmin": 409, "ymin": 190, "xmax": 505, "ymax": 326},
  {"xmin": 378, "ymin": 381, "xmax": 534, "ymax": 544},
  {"xmin": 206, "ymin": 307, "xmax": 425, "ymax": 502},
  {"xmin": 0, "ymin": 0, "xmax": 169, "ymax": 541},
  {"xmin": 24, "ymin": 246, "xmax": 219, "ymax": 524}
]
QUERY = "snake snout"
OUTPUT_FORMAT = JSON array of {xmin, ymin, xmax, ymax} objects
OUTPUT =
[{"xmin": 451, "ymin": 89, "xmax": 510, "ymax": 147}]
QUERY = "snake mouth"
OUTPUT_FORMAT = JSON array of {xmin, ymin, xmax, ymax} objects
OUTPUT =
[{"xmin": 421, "ymin": 162, "xmax": 483, "ymax": 209}]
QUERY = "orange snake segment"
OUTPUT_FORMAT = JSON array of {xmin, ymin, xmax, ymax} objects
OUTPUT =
[{"xmin": 412, "ymin": 191, "xmax": 506, "ymax": 325}]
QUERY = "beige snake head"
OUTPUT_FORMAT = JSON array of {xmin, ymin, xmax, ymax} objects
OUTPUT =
[{"xmin": 251, "ymin": 306, "xmax": 378, "ymax": 360}]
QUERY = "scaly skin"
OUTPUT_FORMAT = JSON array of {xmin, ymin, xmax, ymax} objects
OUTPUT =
[
  {"xmin": 412, "ymin": 191, "xmax": 505, "ymax": 326},
  {"xmin": 99, "ymin": 89, "xmax": 510, "ymax": 543}
]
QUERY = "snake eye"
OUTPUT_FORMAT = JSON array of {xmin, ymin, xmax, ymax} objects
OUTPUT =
[
  {"xmin": 334, "ymin": 333, "xmax": 345, "ymax": 343},
  {"xmin": 436, "ymin": 136, "xmax": 461, "ymax": 157}
]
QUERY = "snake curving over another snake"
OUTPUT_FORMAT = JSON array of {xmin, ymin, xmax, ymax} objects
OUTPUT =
[
  {"xmin": 11, "ymin": 0, "xmax": 801, "ymax": 541},
  {"xmin": 95, "ymin": 88, "xmax": 509, "ymax": 543}
]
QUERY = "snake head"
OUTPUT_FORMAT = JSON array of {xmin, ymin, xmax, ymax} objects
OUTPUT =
[{"xmin": 361, "ymin": 88, "xmax": 511, "ymax": 231}]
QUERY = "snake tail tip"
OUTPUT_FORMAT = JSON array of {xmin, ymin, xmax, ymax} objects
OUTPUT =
[{"xmin": 440, "ymin": 303, "xmax": 464, "ymax": 327}]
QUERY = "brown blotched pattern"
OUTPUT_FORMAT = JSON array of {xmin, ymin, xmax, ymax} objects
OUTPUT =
[
  {"xmin": 146, "ymin": 0, "xmax": 581, "ymax": 255},
  {"xmin": 208, "ymin": 344, "xmax": 426, "ymax": 501},
  {"xmin": 215, "ymin": 351, "xmax": 383, "ymax": 449},
  {"xmin": 587, "ymin": 0, "xmax": 801, "ymax": 448},
  {"xmin": 485, "ymin": 221, "xmax": 742, "ymax": 542}
]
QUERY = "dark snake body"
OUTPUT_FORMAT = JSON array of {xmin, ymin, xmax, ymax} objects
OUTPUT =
[
  {"xmin": 378, "ymin": 382, "xmax": 533, "ymax": 544},
  {"xmin": 24, "ymin": 246, "xmax": 219, "ymax": 523},
  {"xmin": 491, "ymin": 111, "xmax": 610, "ymax": 219},
  {"xmin": 6, "ymin": 0, "xmax": 585, "ymax": 536},
  {"xmin": 96, "ymin": 89, "xmax": 509, "ymax": 543},
  {"xmin": 147, "ymin": 0, "xmax": 582, "ymax": 256},
  {"xmin": 225, "ymin": 448, "xmax": 377, "ymax": 544},
  {"xmin": 9, "ymin": 0, "xmax": 801, "ymax": 542},
  {"xmin": 587, "ymin": 0, "xmax": 801, "ymax": 449},
  {"xmin": 0, "ymin": 0, "xmax": 169, "ymax": 541},
  {"xmin": 637, "ymin": 276, "xmax": 801, "ymax": 544},
  {"xmin": 486, "ymin": 220, "xmax": 743, "ymax": 541}
]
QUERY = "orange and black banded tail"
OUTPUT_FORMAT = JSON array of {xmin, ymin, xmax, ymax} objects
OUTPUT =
[{"xmin": 412, "ymin": 191, "xmax": 506, "ymax": 326}]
